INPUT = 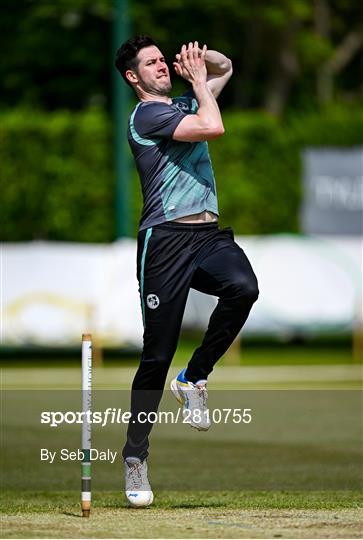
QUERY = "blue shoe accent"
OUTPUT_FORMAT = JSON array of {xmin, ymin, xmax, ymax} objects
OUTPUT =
[{"xmin": 177, "ymin": 368, "xmax": 188, "ymax": 383}]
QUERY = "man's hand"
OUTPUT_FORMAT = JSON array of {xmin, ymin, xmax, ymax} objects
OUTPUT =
[
  {"xmin": 172, "ymin": 41, "xmax": 224, "ymax": 143},
  {"xmin": 174, "ymin": 42, "xmax": 232, "ymax": 99},
  {"xmin": 173, "ymin": 41, "xmax": 207, "ymax": 86}
]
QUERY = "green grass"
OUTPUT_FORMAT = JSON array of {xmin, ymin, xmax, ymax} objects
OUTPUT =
[
  {"xmin": 1, "ymin": 354, "xmax": 362, "ymax": 539},
  {"xmin": 0, "ymin": 339, "xmax": 356, "ymax": 369},
  {"xmin": 1, "ymin": 491, "xmax": 362, "ymax": 539},
  {"xmin": 174, "ymin": 339, "xmax": 356, "ymax": 366},
  {"xmin": 1, "ymin": 490, "xmax": 362, "ymax": 514}
]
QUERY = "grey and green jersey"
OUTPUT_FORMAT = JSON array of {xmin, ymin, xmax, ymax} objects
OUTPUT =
[{"xmin": 128, "ymin": 94, "xmax": 219, "ymax": 231}]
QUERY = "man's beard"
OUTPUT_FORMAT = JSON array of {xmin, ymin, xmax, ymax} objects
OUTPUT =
[
  {"xmin": 143, "ymin": 78, "xmax": 172, "ymax": 96},
  {"xmin": 159, "ymin": 80, "xmax": 172, "ymax": 95}
]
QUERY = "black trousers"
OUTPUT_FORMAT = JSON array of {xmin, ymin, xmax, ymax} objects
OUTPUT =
[{"xmin": 122, "ymin": 221, "xmax": 259, "ymax": 460}]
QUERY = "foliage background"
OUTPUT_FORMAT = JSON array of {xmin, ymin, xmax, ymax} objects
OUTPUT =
[{"xmin": 1, "ymin": 0, "xmax": 362, "ymax": 240}]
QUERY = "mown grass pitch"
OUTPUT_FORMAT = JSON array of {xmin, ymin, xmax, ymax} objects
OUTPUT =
[
  {"xmin": 1, "ymin": 356, "xmax": 362, "ymax": 538},
  {"xmin": 1, "ymin": 490, "xmax": 362, "ymax": 538}
]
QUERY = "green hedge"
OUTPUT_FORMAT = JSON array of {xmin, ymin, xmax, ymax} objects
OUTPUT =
[
  {"xmin": 212, "ymin": 106, "xmax": 363, "ymax": 233},
  {"xmin": 1, "ymin": 108, "xmax": 114, "ymax": 242},
  {"xmin": 2, "ymin": 106, "xmax": 362, "ymax": 241}
]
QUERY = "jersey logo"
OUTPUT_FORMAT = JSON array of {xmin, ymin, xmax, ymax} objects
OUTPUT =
[
  {"xmin": 146, "ymin": 294, "xmax": 160, "ymax": 309},
  {"xmin": 175, "ymin": 101, "xmax": 189, "ymax": 112}
]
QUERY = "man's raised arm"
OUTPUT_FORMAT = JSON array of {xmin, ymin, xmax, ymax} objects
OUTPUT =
[
  {"xmin": 175, "ymin": 46, "xmax": 233, "ymax": 99},
  {"xmin": 172, "ymin": 42, "xmax": 225, "ymax": 143},
  {"xmin": 205, "ymin": 50, "xmax": 233, "ymax": 99}
]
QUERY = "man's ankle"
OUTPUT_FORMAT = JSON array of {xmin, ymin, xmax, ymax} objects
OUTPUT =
[{"xmin": 183, "ymin": 368, "xmax": 207, "ymax": 386}]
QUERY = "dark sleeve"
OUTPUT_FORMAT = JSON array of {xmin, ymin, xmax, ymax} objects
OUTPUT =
[{"xmin": 134, "ymin": 102, "xmax": 186, "ymax": 139}]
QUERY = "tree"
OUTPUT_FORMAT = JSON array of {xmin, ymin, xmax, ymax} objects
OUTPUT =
[{"xmin": 0, "ymin": 0, "xmax": 362, "ymax": 115}]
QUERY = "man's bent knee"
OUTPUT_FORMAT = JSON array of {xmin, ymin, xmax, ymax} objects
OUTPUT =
[
  {"xmin": 245, "ymin": 281, "xmax": 259, "ymax": 303},
  {"xmin": 230, "ymin": 277, "xmax": 259, "ymax": 304}
]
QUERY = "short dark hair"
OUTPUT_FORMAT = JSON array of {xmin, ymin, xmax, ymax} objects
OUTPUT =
[{"xmin": 115, "ymin": 35, "xmax": 157, "ymax": 85}]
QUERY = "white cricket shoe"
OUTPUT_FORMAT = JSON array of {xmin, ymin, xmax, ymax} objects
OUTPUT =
[
  {"xmin": 124, "ymin": 457, "xmax": 154, "ymax": 507},
  {"xmin": 170, "ymin": 368, "xmax": 211, "ymax": 431}
]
